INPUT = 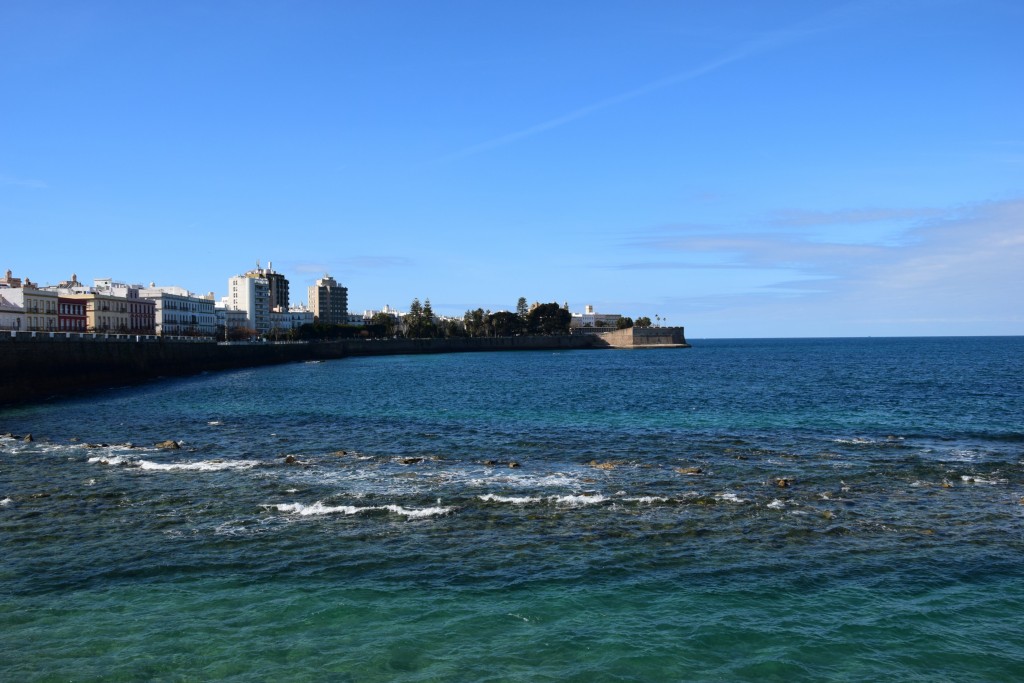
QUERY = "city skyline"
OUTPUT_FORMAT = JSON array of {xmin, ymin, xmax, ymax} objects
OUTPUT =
[{"xmin": 3, "ymin": 1, "xmax": 1022, "ymax": 337}]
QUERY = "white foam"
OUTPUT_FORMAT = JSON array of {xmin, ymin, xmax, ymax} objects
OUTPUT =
[
  {"xmin": 1, "ymin": 497, "xmax": 12, "ymax": 506},
  {"xmin": 138, "ymin": 459, "xmax": 260, "ymax": 471},
  {"xmin": 207, "ymin": 420, "xmax": 224, "ymax": 426},
  {"xmin": 272, "ymin": 501, "xmax": 454, "ymax": 518},
  {"xmin": 274, "ymin": 502, "xmax": 365, "ymax": 516},
  {"xmin": 623, "ymin": 496, "xmax": 669, "ymax": 504},
  {"xmin": 382, "ymin": 504, "xmax": 455, "ymax": 518},
  {"xmin": 478, "ymin": 494, "xmax": 542, "ymax": 504},
  {"xmin": 834, "ymin": 437, "xmax": 874, "ymax": 445},
  {"xmin": 551, "ymin": 494, "xmax": 606, "ymax": 507},
  {"xmin": 767, "ymin": 499, "xmax": 785, "ymax": 509},
  {"xmin": 715, "ymin": 493, "xmax": 747, "ymax": 504},
  {"xmin": 960, "ymin": 475, "xmax": 1006, "ymax": 485},
  {"xmin": 88, "ymin": 455, "xmax": 134, "ymax": 466}
]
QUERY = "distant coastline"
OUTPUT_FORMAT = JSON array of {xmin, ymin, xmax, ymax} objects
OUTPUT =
[{"xmin": 0, "ymin": 327, "xmax": 688, "ymax": 407}]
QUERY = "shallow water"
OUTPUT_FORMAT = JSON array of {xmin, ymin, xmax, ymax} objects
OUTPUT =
[{"xmin": 2, "ymin": 337, "xmax": 1023, "ymax": 680}]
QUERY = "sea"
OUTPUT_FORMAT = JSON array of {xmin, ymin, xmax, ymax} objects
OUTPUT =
[{"xmin": 2, "ymin": 336, "xmax": 1023, "ymax": 682}]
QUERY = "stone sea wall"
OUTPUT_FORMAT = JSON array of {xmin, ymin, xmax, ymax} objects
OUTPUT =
[
  {"xmin": 0, "ymin": 333, "xmax": 596, "ymax": 406},
  {"xmin": 0, "ymin": 327, "xmax": 689, "ymax": 406},
  {"xmin": 592, "ymin": 326, "xmax": 689, "ymax": 348}
]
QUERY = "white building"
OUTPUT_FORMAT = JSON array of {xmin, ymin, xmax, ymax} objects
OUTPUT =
[
  {"xmin": 215, "ymin": 306, "xmax": 249, "ymax": 338},
  {"xmin": 0, "ymin": 291, "xmax": 23, "ymax": 331},
  {"xmin": 227, "ymin": 274, "xmax": 271, "ymax": 335},
  {"xmin": 570, "ymin": 304, "xmax": 621, "ymax": 329},
  {"xmin": 140, "ymin": 285, "xmax": 217, "ymax": 337},
  {"xmin": 270, "ymin": 305, "xmax": 315, "ymax": 333}
]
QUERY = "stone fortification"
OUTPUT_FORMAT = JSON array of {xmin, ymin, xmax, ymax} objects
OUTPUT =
[
  {"xmin": 591, "ymin": 326, "xmax": 689, "ymax": 348},
  {"xmin": 0, "ymin": 327, "xmax": 690, "ymax": 406},
  {"xmin": 0, "ymin": 332, "xmax": 597, "ymax": 406}
]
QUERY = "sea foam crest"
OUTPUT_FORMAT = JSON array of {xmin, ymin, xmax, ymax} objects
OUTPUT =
[
  {"xmin": 960, "ymin": 475, "xmax": 1006, "ymax": 485},
  {"xmin": 137, "ymin": 459, "xmax": 260, "ymax": 472},
  {"xmin": 478, "ymin": 494, "xmax": 542, "ymax": 504},
  {"xmin": 551, "ymin": 494, "xmax": 606, "ymax": 507},
  {"xmin": 272, "ymin": 501, "xmax": 454, "ymax": 518},
  {"xmin": 87, "ymin": 454, "xmax": 133, "ymax": 466},
  {"xmin": 715, "ymin": 492, "xmax": 747, "ymax": 504}
]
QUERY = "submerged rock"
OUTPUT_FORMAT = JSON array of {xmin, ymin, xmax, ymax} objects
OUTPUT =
[
  {"xmin": 508, "ymin": 461, "xmax": 520, "ymax": 468},
  {"xmin": 676, "ymin": 466, "xmax": 703, "ymax": 475},
  {"xmin": 155, "ymin": 440, "xmax": 180, "ymax": 450},
  {"xmin": 399, "ymin": 457, "xmax": 423, "ymax": 465},
  {"xmin": 775, "ymin": 478, "xmax": 793, "ymax": 488},
  {"xmin": 284, "ymin": 455, "xmax": 298, "ymax": 464}
]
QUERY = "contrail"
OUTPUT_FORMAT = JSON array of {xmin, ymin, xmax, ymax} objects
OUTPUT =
[{"xmin": 437, "ymin": 2, "xmax": 871, "ymax": 163}]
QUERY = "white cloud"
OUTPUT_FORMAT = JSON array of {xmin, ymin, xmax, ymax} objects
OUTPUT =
[{"xmin": 620, "ymin": 198, "xmax": 1024, "ymax": 336}]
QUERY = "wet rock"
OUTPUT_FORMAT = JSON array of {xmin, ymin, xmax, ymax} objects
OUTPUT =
[
  {"xmin": 482, "ymin": 460, "xmax": 497, "ymax": 466},
  {"xmin": 284, "ymin": 455, "xmax": 298, "ymax": 464},
  {"xmin": 23, "ymin": 434, "xmax": 33, "ymax": 443},
  {"xmin": 155, "ymin": 440, "xmax": 180, "ymax": 450},
  {"xmin": 676, "ymin": 467, "xmax": 703, "ymax": 475},
  {"xmin": 589, "ymin": 460, "xmax": 616, "ymax": 470},
  {"xmin": 332, "ymin": 450, "xmax": 347, "ymax": 456},
  {"xmin": 508, "ymin": 461, "xmax": 520, "ymax": 468},
  {"xmin": 399, "ymin": 457, "xmax": 423, "ymax": 465},
  {"xmin": 774, "ymin": 478, "xmax": 793, "ymax": 488}
]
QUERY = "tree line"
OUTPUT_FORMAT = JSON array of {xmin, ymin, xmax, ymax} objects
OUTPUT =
[{"xmin": 292, "ymin": 296, "xmax": 658, "ymax": 340}]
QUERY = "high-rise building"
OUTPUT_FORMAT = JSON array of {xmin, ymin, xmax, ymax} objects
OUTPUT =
[
  {"xmin": 244, "ymin": 261, "xmax": 289, "ymax": 312},
  {"xmin": 227, "ymin": 274, "xmax": 271, "ymax": 335},
  {"xmin": 308, "ymin": 274, "xmax": 348, "ymax": 325}
]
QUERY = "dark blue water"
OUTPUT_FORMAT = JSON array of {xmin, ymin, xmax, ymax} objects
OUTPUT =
[{"xmin": 2, "ymin": 337, "xmax": 1023, "ymax": 681}]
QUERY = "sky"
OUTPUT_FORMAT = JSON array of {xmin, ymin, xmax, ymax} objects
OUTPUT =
[{"xmin": 2, "ymin": 0, "xmax": 1022, "ymax": 337}]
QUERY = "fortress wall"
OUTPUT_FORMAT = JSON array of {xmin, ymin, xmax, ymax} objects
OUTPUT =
[{"xmin": 0, "ymin": 333, "xmax": 597, "ymax": 406}]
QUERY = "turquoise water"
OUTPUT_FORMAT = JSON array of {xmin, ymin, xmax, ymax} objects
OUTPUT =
[{"xmin": 2, "ymin": 337, "xmax": 1023, "ymax": 681}]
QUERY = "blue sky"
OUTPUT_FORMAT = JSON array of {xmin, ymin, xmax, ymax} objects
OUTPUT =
[{"xmin": 2, "ymin": 0, "xmax": 1022, "ymax": 337}]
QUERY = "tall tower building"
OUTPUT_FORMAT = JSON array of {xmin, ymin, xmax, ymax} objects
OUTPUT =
[
  {"xmin": 227, "ymin": 274, "xmax": 271, "ymax": 334},
  {"xmin": 245, "ymin": 261, "xmax": 290, "ymax": 312},
  {"xmin": 308, "ymin": 274, "xmax": 348, "ymax": 325}
]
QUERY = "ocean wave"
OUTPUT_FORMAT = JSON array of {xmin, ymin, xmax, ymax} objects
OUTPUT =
[
  {"xmin": 1, "ymin": 497, "xmax": 13, "ymax": 506},
  {"xmin": 715, "ymin": 493, "xmax": 747, "ymax": 504},
  {"xmin": 551, "ymin": 494, "xmax": 606, "ymax": 507},
  {"xmin": 88, "ymin": 454, "xmax": 260, "ymax": 471},
  {"xmin": 138, "ymin": 459, "xmax": 261, "ymax": 472},
  {"xmin": 87, "ymin": 454, "xmax": 133, "ymax": 466},
  {"xmin": 766, "ymin": 499, "xmax": 786, "ymax": 509},
  {"xmin": 477, "ymin": 494, "xmax": 542, "ymax": 504},
  {"xmin": 271, "ymin": 501, "xmax": 455, "ymax": 518},
  {"xmin": 960, "ymin": 475, "xmax": 1007, "ymax": 485}
]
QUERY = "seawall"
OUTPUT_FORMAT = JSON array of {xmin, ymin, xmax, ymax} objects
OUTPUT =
[
  {"xmin": 0, "ymin": 327, "xmax": 689, "ymax": 406},
  {"xmin": 0, "ymin": 332, "xmax": 597, "ymax": 406},
  {"xmin": 591, "ymin": 326, "xmax": 690, "ymax": 348}
]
